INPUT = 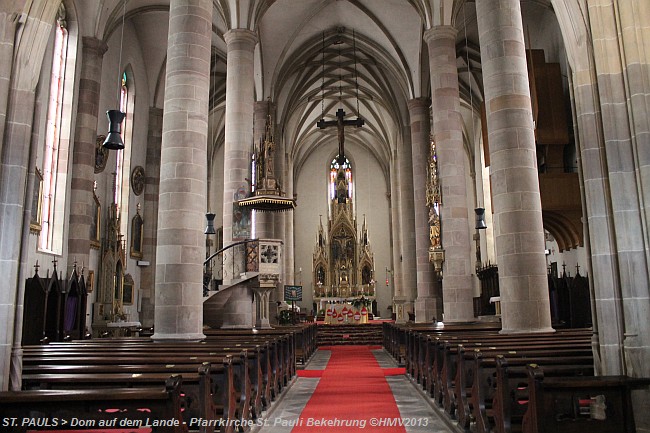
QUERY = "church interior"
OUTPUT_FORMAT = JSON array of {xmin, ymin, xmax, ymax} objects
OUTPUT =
[{"xmin": 0, "ymin": 0, "xmax": 649, "ymax": 431}]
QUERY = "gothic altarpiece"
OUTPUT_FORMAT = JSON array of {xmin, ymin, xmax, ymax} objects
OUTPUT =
[
  {"xmin": 312, "ymin": 159, "xmax": 376, "ymax": 320},
  {"xmin": 92, "ymin": 176, "xmax": 139, "ymax": 335}
]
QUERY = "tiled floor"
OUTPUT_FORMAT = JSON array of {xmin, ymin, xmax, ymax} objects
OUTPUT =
[{"xmin": 252, "ymin": 348, "xmax": 460, "ymax": 433}]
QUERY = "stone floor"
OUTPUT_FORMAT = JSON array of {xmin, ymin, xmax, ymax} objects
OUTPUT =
[{"xmin": 252, "ymin": 348, "xmax": 461, "ymax": 433}]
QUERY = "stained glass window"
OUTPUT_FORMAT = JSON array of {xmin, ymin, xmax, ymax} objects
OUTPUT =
[
  {"xmin": 39, "ymin": 5, "xmax": 70, "ymax": 252},
  {"xmin": 329, "ymin": 156, "xmax": 353, "ymax": 201}
]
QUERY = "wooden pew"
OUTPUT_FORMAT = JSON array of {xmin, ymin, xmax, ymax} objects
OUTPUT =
[
  {"xmin": 467, "ymin": 352, "xmax": 594, "ymax": 433},
  {"xmin": 18, "ymin": 327, "xmax": 301, "ymax": 432},
  {"xmin": 415, "ymin": 330, "xmax": 590, "ymax": 392},
  {"xmin": 0, "ymin": 376, "xmax": 187, "ymax": 433},
  {"xmin": 203, "ymin": 330, "xmax": 296, "ymax": 385},
  {"xmin": 448, "ymin": 338, "xmax": 591, "ymax": 402},
  {"xmin": 521, "ymin": 364, "xmax": 650, "ymax": 433},
  {"xmin": 22, "ymin": 328, "xmax": 300, "ymax": 420},
  {"xmin": 441, "ymin": 341, "xmax": 592, "ymax": 418},
  {"xmin": 416, "ymin": 332, "xmax": 590, "ymax": 407},
  {"xmin": 22, "ymin": 351, "xmax": 253, "ymax": 425},
  {"xmin": 20, "ymin": 362, "xmax": 239, "ymax": 433},
  {"xmin": 27, "ymin": 343, "xmax": 270, "ymax": 419},
  {"xmin": 410, "ymin": 328, "xmax": 591, "ymax": 392},
  {"xmin": 36, "ymin": 337, "xmax": 279, "ymax": 406}
]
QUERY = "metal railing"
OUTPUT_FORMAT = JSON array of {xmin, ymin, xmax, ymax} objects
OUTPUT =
[{"xmin": 203, "ymin": 238, "xmax": 259, "ymax": 296}]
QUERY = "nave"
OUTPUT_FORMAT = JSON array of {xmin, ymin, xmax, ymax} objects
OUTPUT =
[
  {"xmin": 3, "ymin": 322, "xmax": 648, "ymax": 433},
  {"xmin": 260, "ymin": 345, "xmax": 457, "ymax": 433}
]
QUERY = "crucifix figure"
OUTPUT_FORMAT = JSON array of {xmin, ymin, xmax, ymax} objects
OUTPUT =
[{"xmin": 317, "ymin": 108, "xmax": 364, "ymax": 164}]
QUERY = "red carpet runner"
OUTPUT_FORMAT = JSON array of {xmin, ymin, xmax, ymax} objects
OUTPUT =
[{"xmin": 292, "ymin": 346, "xmax": 407, "ymax": 433}]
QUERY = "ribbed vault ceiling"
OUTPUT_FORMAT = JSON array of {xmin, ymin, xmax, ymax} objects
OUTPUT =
[{"xmin": 92, "ymin": 0, "xmax": 561, "ymax": 179}]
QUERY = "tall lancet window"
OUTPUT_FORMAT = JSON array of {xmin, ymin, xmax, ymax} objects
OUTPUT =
[
  {"xmin": 329, "ymin": 156, "xmax": 353, "ymax": 201},
  {"xmin": 40, "ymin": 4, "xmax": 72, "ymax": 253},
  {"xmin": 115, "ymin": 70, "xmax": 133, "ymax": 235},
  {"xmin": 114, "ymin": 72, "xmax": 128, "ymax": 209}
]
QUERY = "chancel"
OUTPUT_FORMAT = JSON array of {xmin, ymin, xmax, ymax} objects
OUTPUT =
[
  {"xmin": 312, "ymin": 156, "xmax": 376, "ymax": 320},
  {"xmin": 0, "ymin": 1, "xmax": 649, "ymax": 432}
]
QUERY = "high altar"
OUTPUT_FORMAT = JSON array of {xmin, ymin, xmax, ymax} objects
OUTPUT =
[{"xmin": 312, "ymin": 160, "xmax": 376, "ymax": 318}]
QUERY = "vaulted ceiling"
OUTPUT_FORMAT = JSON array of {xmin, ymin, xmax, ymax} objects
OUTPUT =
[{"xmin": 86, "ymin": 0, "xmax": 564, "ymax": 177}]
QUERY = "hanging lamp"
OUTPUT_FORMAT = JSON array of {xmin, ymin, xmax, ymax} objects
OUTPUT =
[
  {"xmin": 475, "ymin": 207, "xmax": 488, "ymax": 230},
  {"xmin": 103, "ymin": 0, "xmax": 127, "ymax": 150}
]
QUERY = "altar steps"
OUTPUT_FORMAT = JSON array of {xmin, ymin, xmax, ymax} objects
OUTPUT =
[{"xmin": 316, "ymin": 324, "xmax": 383, "ymax": 346}]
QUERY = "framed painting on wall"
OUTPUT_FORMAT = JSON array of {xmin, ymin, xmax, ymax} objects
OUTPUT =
[
  {"xmin": 29, "ymin": 167, "xmax": 43, "ymax": 233},
  {"xmin": 87, "ymin": 270, "xmax": 94, "ymax": 293},
  {"xmin": 130, "ymin": 207, "xmax": 143, "ymax": 259},
  {"xmin": 90, "ymin": 192, "xmax": 101, "ymax": 249},
  {"xmin": 122, "ymin": 274, "xmax": 134, "ymax": 305}
]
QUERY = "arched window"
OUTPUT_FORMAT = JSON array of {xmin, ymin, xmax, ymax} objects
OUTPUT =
[
  {"xmin": 115, "ymin": 69, "xmax": 134, "ymax": 236},
  {"xmin": 39, "ymin": 3, "xmax": 74, "ymax": 253},
  {"xmin": 115, "ymin": 72, "xmax": 128, "ymax": 210},
  {"xmin": 329, "ymin": 156, "xmax": 353, "ymax": 201}
]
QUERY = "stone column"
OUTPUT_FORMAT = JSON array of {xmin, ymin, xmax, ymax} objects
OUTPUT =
[
  {"xmin": 253, "ymin": 100, "xmax": 273, "ymax": 239},
  {"xmin": 0, "ymin": 12, "xmax": 19, "ymax": 166},
  {"xmin": 222, "ymin": 29, "xmax": 257, "ymax": 245},
  {"xmin": 279, "ymin": 159, "xmax": 292, "ymax": 305},
  {"xmin": 1, "ymin": 89, "xmax": 38, "ymax": 392},
  {"xmin": 140, "ymin": 107, "xmax": 163, "ymax": 328},
  {"xmin": 392, "ymin": 147, "xmax": 408, "ymax": 323},
  {"xmin": 67, "ymin": 37, "xmax": 107, "ymax": 272},
  {"xmin": 424, "ymin": 26, "xmax": 474, "ymax": 322},
  {"xmin": 476, "ymin": 0, "xmax": 552, "ymax": 333},
  {"xmin": 409, "ymin": 97, "xmax": 439, "ymax": 322},
  {"xmin": 153, "ymin": 0, "xmax": 212, "ymax": 341}
]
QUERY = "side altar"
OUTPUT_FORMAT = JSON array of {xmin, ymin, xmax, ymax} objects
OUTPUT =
[{"xmin": 312, "ymin": 161, "xmax": 376, "ymax": 316}]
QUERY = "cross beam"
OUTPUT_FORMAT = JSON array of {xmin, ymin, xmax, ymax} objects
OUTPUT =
[{"xmin": 317, "ymin": 108, "xmax": 364, "ymax": 164}]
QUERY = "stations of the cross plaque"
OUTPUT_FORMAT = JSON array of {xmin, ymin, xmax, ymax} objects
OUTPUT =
[{"xmin": 316, "ymin": 108, "xmax": 364, "ymax": 164}]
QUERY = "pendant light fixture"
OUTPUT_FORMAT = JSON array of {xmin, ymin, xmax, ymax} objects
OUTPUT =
[
  {"xmin": 103, "ymin": 0, "xmax": 127, "ymax": 150},
  {"xmin": 463, "ymin": 4, "xmax": 487, "ymax": 230}
]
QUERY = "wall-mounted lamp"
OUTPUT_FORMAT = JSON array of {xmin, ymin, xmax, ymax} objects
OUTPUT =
[{"xmin": 475, "ymin": 207, "xmax": 487, "ymax": 230}]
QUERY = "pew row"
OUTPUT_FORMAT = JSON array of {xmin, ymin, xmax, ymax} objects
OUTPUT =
[
  {"xmin": 521, "ymin": 363, "xmax": 650, "ymax": 433},
  {"xmin": 0, "ymin": 376, "xmax": 187, "ymax": 433},
  {"xmin": 16, "ymin": 328, "xmax": 304, "ymax": 432}
]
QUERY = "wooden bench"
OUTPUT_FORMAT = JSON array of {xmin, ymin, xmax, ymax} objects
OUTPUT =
[
  {"xmin": 0, "ymin": 376, "xmax": 187, "ymax": 433},
  {"xmin": 203, "ymin": 331, "xmax": 297, "ymax": 382},
  {"xmin": 21, "ymin": 332, "xmax": 299, "ymax": 430},
  {"xmin": 521, "ymin": 364, "xmax": 650, "ymax": 433},
  {"xmin": 411, "ymin": 328, "xmax": 591, "ymax": 391},
  {"xmin": 467, "ymin": 352, "xmax": 594, "ymax": 433},
  {"xmin": 41, "ymin": 337, "xmax": 282, "ymax": 401},
  {"xmin": 25, "ymin": 341, "xmax": 273, "ymax": 417},
  {"xmin": 441, "ymin": 342, "xmax": 593, "ymax": 418},
  {"xmin": 416, "ymin": 331, "xmax": 591, "ymax": 405},
  {"xmin": 22, "ymin": 351, "xmax": 254, "ymax": 424}
]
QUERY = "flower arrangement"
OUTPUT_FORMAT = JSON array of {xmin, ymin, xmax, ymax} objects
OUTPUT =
[{"xmin": 351, "ymin": 296, "xmax": 371, "ymax": 309}]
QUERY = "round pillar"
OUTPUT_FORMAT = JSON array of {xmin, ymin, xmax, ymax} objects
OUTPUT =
[
  {"xmin": 154, "ymin": 0, "xmax": 213, "ymax": 341},
  {"xmin": 476, "ymin": 0, "xmax": 552, "ymax": 333},
  {"xmin": 424, "ymin": 26, "xmax": 474, "ymax": 322}
]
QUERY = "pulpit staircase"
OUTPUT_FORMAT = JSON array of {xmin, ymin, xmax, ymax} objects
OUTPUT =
[{"xmin": 203, "ymin": 239, "xmax": 282, "ymax": 329}]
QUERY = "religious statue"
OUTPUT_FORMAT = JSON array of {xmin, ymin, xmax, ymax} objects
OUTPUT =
[
  {"xmin": 263, "ymin": 128, "xmax": 275, "ymax": 177},
  {"xmin": 337, "ymin": 112, "xmax": 346, "ymax": 159},
  {"xmin": 429, "ymin": 207, "xmax": 441, "ymax": 249}
]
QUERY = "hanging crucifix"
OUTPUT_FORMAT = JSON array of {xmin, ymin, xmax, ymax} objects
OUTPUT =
[{"xmin": 317, "ymin": 108, "xmax": 364, "ymax": 164}]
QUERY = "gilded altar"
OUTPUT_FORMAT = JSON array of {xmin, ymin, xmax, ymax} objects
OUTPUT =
[{"xmin": 312, "ymin": 164, "xmax": 375, "ymax": 303}]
